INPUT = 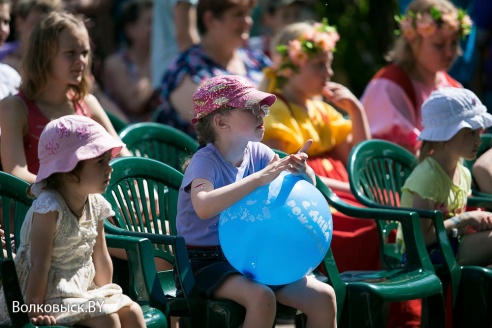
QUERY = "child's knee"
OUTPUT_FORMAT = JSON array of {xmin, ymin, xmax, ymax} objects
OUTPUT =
[
  {"xmin": 326, "ymin": 284, "xmax": 337, "ymax": 303},
  {"xmin": 131, "ymin": 302, "xmax": 144, "ymax": 315},
  {"xmin": 118, "ymin": 302, "xmax": 144, "ymax": 322},
  {"xmin": 324, "ymin": 285, "xmax": 337, "ymax": 306},
  {"xmin": 249, "ymin": 285, "xmax": 276, "ymax": 309},
  {"xmin": 128, "ymin": 302, "xmax": 144, "ymax": 317},
  {"xmin": 313, "ymin": 281, "xmax": 337, "ymax": 307}
]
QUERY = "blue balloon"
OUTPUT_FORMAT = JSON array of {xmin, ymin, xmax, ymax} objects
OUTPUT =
[{"xmin": 219, "ymin": 171, "xmax": 333, "ymax": 285}]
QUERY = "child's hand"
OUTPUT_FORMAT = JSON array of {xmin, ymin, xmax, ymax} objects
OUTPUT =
[
  {"xmin": 29, "ymin": 313, "xmax": 57, "ymax": 326},
  {"xmin": 287, "ymin": 139, "xmax": 312, "ymax": 176},
  {"xmin": 322, "ymin": 81, "xmax": 363, "ymax": 114},
  {"xmin": 258, "ymin": 154, "xmax": 302, "ymax": 186},
  {"xmin": 458, "ymin": 211, "xmax": 492, "ymax": 233}
]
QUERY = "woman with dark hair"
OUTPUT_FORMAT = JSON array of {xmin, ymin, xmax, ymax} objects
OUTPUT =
[
  {"xmin": 103, "ymin": 0, "xmax": 157, "ymax": 123},
  {"xmin": 155, "ymin": 0, "xmax": 271, "ymax": 137}
]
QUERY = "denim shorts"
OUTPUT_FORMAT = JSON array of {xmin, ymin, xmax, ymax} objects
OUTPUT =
[
  {"xmin": 174, "ymin": 246, "xmax": 284, "ymax": 298},
  {"xmin": 426, "ymin": 234, "xmax": 460, "ymax": 265},
  {"xmin": 402, "ymin": 234, "xmax": 460, "ymax": 265}
]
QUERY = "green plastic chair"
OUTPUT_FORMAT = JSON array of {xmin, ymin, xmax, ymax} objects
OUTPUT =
[
  {"xmin": 103, "ymin": 156, "xmax": 308, "ymax": 327},
  {"xmin": 0, "ymin": 171, "xmax": 168, "ymax": 328},
  {"xmin": 274, "ymin": 150, "xmax": 446, "ymax": 327},
  {"xmin": 348, "ymin": 139, "xmax": 492, "ymax": 327},
  {"xmin": 0, "ymin": 172, "xmax": 45, "ymax": 328},
  {"xmin": 105, "ymin": 234, "xmax": 169, "ymax": 328},
  {"xmin": 119, "ymin": 122, "xmax": 198, "ymax": 173}
]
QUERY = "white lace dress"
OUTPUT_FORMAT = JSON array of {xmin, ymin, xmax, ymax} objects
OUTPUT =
[{"xmin": 0, "ymin": 190, "xmax": 133, "ymax": 325}]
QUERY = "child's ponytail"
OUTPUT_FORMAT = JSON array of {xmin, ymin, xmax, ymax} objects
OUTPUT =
[{"xmin": 418, "ymin": 140, "xmax": 438, "ymax": 162}]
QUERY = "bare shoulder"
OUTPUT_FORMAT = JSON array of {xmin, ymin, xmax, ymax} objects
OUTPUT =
[
  {"xmin": 0, "ymin": 94, "xmax": 24, "ymax": 110},
  {"xmin": 82, "ymin": 94, "xmax": 107, "ymax": 121},
  {"xmin": 0, "ymin": 95, "xmax": 27, "ymax": 124},
  {"xmin": 83, "ymin": 93, "xmax": 99, "ymax": 105}
]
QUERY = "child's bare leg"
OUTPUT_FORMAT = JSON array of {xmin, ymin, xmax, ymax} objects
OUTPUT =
[
  {"xmin": 155, "ymin": 257, "xmax": 174, "ymax": 271},
  {"xmin": 77, "ymin": 312, "xmax": 120, "ymax": 328},
  {"xmin": 117, "ymin": 302, "xmax": 146, "ymax": 328},
  {"xmin": 457, "ymin": 230, "xmax": 492, "ymax": 266},
  {"xmin": 213, "ymin": 274, "xmax": 276, "ymax": 328},
  {"xmin": 275, "ymin": 276, "xmax": 337, "ymax": 328},
  {"xmin": 108, "ymin": 248, "xmax": 173, "ymax": 271}
]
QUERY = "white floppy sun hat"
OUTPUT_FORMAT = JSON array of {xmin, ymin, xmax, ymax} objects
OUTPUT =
[{"xmin": 418, "ymin": 87, "xmax": 492, "ymax": 142}]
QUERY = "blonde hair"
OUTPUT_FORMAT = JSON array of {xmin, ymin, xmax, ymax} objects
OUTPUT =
[
  {"xmin": 259, "ymin": 21, "xmax": 313, "ymax": 92},
  {"xmin": 418, "ymin": 140, "xmax": 439, "ymax": 162},
  {"xmin": 387, "ymin": 0, "xmax": 460, "ymax": 71},
  {"xmin": 20, "ymin": 12, "xmax": 92, "ymax": 102}
]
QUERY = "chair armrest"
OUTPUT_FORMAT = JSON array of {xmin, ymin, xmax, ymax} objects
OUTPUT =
[
  {"xmin": 315, "ymin": 177, "xmax": 434, "ymax": 271},
  {"xmin": 467, "ymin": 194, "xmax": 492, "ymax": 210},
  {"xmin": 104, "ymin": 222, "xmax": 198, "ymax": 305},
  {"xmin": 372, "ymin": 206, "xmax": 462, "ymax": 305},
  {"xmin": 105, "ymin": 234, "xmax": 169, "ymax": 313}
]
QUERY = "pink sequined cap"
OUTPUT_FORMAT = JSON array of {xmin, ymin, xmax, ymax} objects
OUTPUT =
[
  {"xmin": 192, "ymin": 75, "xmax": 276, "ymax": 124},
  {"xmin": 36, "ymin": 115, "xmax": 124, "ymax": 183}
]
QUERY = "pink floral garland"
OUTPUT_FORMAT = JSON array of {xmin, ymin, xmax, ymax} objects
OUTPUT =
[
  {"xmin": 272, "ymin": 18, "xmax": 339, "ymax": 81},
  {"xmin": 397, "ymin": 7, "xmax": 472, "ymax": 40}
]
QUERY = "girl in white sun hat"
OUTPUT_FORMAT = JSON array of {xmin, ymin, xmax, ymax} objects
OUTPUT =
[
  {"xmin": 0, "ymin": 115, "xmax": 146, "ymax": 327},
  {"xmin": 400, "ymin": 87, "xmax": 492, "ymax": 267}
]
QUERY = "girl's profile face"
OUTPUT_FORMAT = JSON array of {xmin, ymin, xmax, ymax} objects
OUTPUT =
[
  {"xmin": 51, "ymin": 26, "xmax": 90, "ymax": 86},
  {"xmin": 412, "ymin": 30, "xmax": 460, "ymax": 74},
  {"xmin": 447, "ymin": 128, "xmax": 482, "ymax": 161},
  {"xmin": 225, "ymin": 105, "xmax": 267, "ymax": 143},
  {"xmin": 290, "ymin": 51, "xmax": 334, "ymax": 97},
  {"xmin": 74, "ymin": 151, "xmax": 113, "ymax": 194}
]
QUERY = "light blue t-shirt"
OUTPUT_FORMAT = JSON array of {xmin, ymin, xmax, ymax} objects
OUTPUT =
[
  {"xmin": 177, "ymin": 142, "xmax": 275, "ymax": 246},
  {"xmin": 151, "ymin": 0, "xmax": 198, "ymax": 88}
]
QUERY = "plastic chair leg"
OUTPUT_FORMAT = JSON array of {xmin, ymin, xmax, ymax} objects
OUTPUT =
[
  {"xmin": 421, "ymin": 294, "xmax": 446, "ymax": 328},
  {"xmin": 454, "ymin": 270, "xmax": 492, "ymax": 328},
  {"xmin": 294, "ymin": 313, "xmax": 307, "ymax": 328},
  {"xmin": 345, "ymin": 293, "xmax": 387, "ymax": 328}
]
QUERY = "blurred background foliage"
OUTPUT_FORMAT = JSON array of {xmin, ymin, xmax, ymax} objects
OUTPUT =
[{"xmin": 312, "ymin": 0, "xmax": 400, "ymax": 97}]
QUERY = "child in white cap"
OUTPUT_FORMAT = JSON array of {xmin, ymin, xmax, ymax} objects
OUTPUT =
[
  {"xmin": 0, "ymin": 115, "xmax": 146, "ymax": 326},
  {"xmin": 178, "ymin": 75, "xmax": 337, "ymax": 327},
  {"xmin": 400, "ymin": 87, "xmax": 492, "ymax": 266}
]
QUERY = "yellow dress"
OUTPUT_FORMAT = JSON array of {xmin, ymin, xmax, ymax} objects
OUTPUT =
[
  {"xmin": 0, "ymin": 191, "xmax": 133, "ymax": 325},
  {"xmin": 263, "ymin": 96, "xmax": 351, "ymax": 156},
  {"xmin": 264, "ymin": 95, "xmax": 352, "ymax": 181}
]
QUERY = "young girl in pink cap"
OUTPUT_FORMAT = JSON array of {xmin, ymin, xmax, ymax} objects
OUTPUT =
[
  {"xmin": 0, "ymin": 11, "xmax": 129, "ymax": 184},
  {"xmin": 178, "ymin": 75, "xmax": 337, "ymax": 328},
  {"xmin": 0, "ymin": 115, "xmax": 146, "ymax": 327}
]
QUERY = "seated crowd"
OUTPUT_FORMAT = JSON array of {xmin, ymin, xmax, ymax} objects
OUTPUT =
[{"xmin": 0, "ymin": 0, "xmax": 491, "ymax": 327}]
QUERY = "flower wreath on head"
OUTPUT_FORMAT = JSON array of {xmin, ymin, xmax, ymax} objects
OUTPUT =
[
  {"xmin": 264, "ymin": 18, "xmax": 339, "ymax": 92},
  {"xmin": 396, "ymin": 6, "xmax": 472, "ymax": 40}
]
